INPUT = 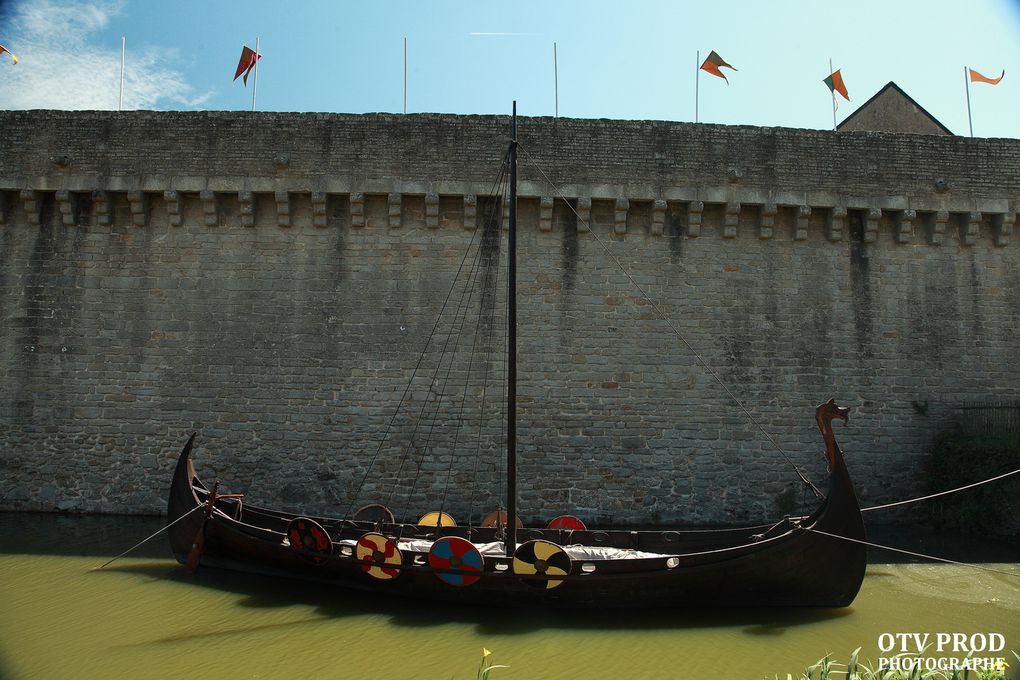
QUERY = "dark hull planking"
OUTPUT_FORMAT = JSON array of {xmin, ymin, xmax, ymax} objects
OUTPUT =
[{"xmin": 167, "ymin": 434, "xmax": 866, "ymax": 608}]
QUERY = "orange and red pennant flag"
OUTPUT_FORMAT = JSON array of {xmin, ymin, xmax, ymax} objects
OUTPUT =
[
  {"xmin": 968, "ymin": 68, "xmax": 1004, "ymax": 85},
  {"xmin": 700, "ymin": 50, "xmax": 736, "ymax": 83},
  {"xmin": 823, "ymin": 69, "xmax": 849, "ymax": 101},
  {"xmin": 0, "ymin": 43, "xmax": 18, "ymax": 65},
  {"xmin": 233, "ymin": 45, "xmax": 261, "ymax": 85}
]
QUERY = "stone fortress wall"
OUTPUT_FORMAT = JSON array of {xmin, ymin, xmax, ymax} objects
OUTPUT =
[{"xmin": 0, "ymin": 110, "xmax": 1017, "ymax": 523}]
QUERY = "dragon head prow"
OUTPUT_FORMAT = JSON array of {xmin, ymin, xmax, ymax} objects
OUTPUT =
[{"xmin": 816, "ymin": 398, "xmax": 850, "ymax": 431}]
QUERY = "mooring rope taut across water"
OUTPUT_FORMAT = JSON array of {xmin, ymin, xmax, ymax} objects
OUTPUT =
[
  {"xmin": 803, "ymin": 527, "xmax": 1020, "ymax": 579},
  {"xmin": 861, "ymin": 467, "xmax": 1020, "ymax": 513},
  {"xmin": 91, "ymin": 505, "xmax": 204, "ymax": 571}
]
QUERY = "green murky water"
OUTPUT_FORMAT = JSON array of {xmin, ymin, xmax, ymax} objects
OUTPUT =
[{"xmin": 1, "ymin": 514, "xmax": 1017, "ymax": 680}]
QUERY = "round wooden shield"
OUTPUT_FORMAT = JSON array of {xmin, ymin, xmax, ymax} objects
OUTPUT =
[
  {"xmin": 547, "ymin": 515, "xmax": 587, "ymax": 531},
  {"xmin": 480, "ymin": 510, "xmax": 523, "ymax": 529},
  {"xmin": 428, "ymin": 536, "xmax": 484, "ymax": 587},
  {"xmin": 417, "ymin": 511, "xmax": 457, "ymax": 527},
  {"xmin": 352, "ymin": 504, "xmax": 395, "ymax": 525},
  {"xmin": 355, "ymin": 532, "xmax": 403, "ymax": 581},
  {"xmin": 286, "ymin": 517, "xmax": 332, "ymax": 564},
  {"xmin": 512, "ymin": 540, "xmax": 571, "ymax": 590}
]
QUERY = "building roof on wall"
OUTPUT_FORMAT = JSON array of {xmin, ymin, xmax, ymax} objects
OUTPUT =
[{"xmin": 837, "ymin": 81, "xmax": 954, "ymax": 136}]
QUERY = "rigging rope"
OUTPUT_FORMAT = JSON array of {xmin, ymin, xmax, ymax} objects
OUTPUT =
[
  {"xmin": 861, "ymin": 467, "xmax": 1020, "ymax": 513},
  {"xmin": 803, "ymin": 527, "xmax": 1020, "ymax": 579},
  {"xmin": 341, "ymin": 153, "xmax": 511, "ymax": 524},
  {"xmin": 438, "ymin": 188, "xmax": 508, "ymax": 523},
  {"xmin": 518, "ymin": 145, "xmax": 822, "ymax": 498},
  {"xmin": 400, "ymin": 183, "xmax": 502, "ymax": 527}
]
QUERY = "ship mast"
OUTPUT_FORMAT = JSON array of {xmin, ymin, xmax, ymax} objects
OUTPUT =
[{"xmin": 505, "ymin": 102, "xmax": 518, "ymax": 557}]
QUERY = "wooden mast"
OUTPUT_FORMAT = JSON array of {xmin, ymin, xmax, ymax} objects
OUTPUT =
[{"xmin": 506, "ymin": 102, "xmax": 518, "ymax": 557}]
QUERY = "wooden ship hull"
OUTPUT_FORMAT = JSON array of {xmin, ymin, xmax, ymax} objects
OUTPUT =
[{"xmin": 167, "ymin": 424, "xmax": 866, "ymax": 609}]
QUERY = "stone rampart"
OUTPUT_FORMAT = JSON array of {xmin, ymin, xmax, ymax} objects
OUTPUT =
[{"xmin": 0, "ymin": 111, "xmax": 1018, "ymax": 523}]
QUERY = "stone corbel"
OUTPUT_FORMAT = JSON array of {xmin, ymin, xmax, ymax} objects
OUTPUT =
[
  {"xmin": 795, "ymin": 205, "xmax": 811, "ymax": 241},
  {"xmin": 21, "ymin": 189, "xmax": 40, "ymax": 226},
  {"xmin": 425, "ymin": 192, "xmax": 439, "ymax": 229},
  {"xmin": 723, "ymin": 202, "xmax": 740, "ymax": 238},
  {"xmin": 864, "ymin": 208, "xmax": 881, "ymax": 243},
  {"xmin": 687, "ymin": 201, "xmax": 704, "ymax": 237},
  {"xmin": 538, "ymin": 195, "xmax": 554, "ymax": 232},
  {"xmin": 962, "ymin": 212, "xmax": 981, "ymax": 246},
  {"xmin": 463, "ymin": 194, "xmax": 477, "ymax": 230},
  {"xmin": 275, "ymin": 191, "xmax": 291, "ymax": 228},
  {"xmin": 993, "ymin": 212, "xmax": 1014, "ymax": 247},
  {"xmin": 238, "ymin": 191, "xmax": 254, "ymax": 228},
  {"xmin": 200, "ymin": 190, "xmax": 218, "ymax": 227},
  {"xmin": 93, "ymin": 190, "xmax": 111, "ymax": 226},
  {"xmin": 614, "ymin": 198, "xmax": 629, "ymax": 235},
  {"xmin": 574, "ymin": 197, "xmax": 590, "ymax": 233},
  {"xmin": 651, "ymin": 199, "xmax": 666, "ymax": 237},
  {"xmin": 931, "ymin": 210, "xmax": 948, "ymax": 245},
  {"xmin": 311, "ymin": 192, "xmax": 328, "ymax": 228},
  {"xmin": 164, "ymin": 191, "xmax": 182, "ymax": 227},
  {"xmin": 388, "ymin": 193, "xmax": 401, "ymax": 228},
  {"xmin": 350, "ymin": 192, "xmax": 365, "ymax": 228},
  {"xmin": 56, "ymin": 190, "xmax": 75, "ymax": 227},
  {"xmin": 896, "ymin": 210, "xmax": 915, "ymax": 244},
  {"xmin": 127, "ymin": 190, "xmax": 147, "ymax": 227},
  {"xmin": 758, "ymin": 203, "xmax": 776, "ymax": 240},
  {"xmin": 827, "ymin": 206, "xmax": 846, "ymax": 241}
]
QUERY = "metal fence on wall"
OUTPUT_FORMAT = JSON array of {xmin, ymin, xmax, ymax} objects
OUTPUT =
[{"xmin": 956, "ymin": 403, "xmax": 1020, "ymax": 438}]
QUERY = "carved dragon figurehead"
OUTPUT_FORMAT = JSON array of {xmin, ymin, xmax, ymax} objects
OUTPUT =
[{"xmin": 815, "ymin": 398, "xmax": 850, "ymax": 471}]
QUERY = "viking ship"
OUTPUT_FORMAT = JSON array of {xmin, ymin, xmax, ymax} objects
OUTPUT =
[{"xmin": 167, "ymin": 105, "xmax": 867, "ymax": 608}]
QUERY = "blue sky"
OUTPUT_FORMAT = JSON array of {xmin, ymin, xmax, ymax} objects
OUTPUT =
[{"xmin": 1, "ymin": 0, "xmax": 1019, "ymax": 137}]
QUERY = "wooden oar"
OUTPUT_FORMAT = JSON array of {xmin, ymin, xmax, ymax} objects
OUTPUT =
[{"xmin": 184, "ymin": 482, "xmax": 243, "ymax": 573}]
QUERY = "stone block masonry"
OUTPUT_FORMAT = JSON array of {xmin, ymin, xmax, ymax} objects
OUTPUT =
[{"xmin": 0, "ymin": 110, "xmax": 1018, "ymax": 523}]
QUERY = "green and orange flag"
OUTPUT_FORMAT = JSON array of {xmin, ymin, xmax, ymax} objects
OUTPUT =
[
  {"xmin": 968, "ymin": 67, "xmax": 1004, "ymax": 85},
  {"xmin": 0, "ymin": 43, "xmax": 18, "ymax": 65},
  {"xmin": 823, "ymin": 69, "xmax": 849, "ymax": 101},
  {"xmin": 700, "ymin": 50, "xmax": 736, "ymax": 83}
]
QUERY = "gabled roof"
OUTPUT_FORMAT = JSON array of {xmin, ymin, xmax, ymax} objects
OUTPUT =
[{"xmin": 837, "ymin": 81, "xmax": 953, "ymax": 136}]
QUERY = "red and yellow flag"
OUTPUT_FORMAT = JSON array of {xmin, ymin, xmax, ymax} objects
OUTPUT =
[
  {"xmin": 233, "ymin": 45, "xmax": 261, "ymax": 85},
  {"xmin": 700, "ymin": 50, "xmax": 736, "ymax": 83},
  {"xmin": 0, "ymin": 43, "xmax": 18, "ymax": 65},
  {"xmin": 968, "ymin": 68, "xmax": 1004, "ymax": 85},
  {"xmin": 823, "ymin": 69, "xmax": 849, "ymax": 101}
]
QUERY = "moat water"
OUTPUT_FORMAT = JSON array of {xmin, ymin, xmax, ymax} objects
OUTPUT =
[{"xmin": 1, "ymin": 513, "xmax": 1017, "ymax": 680}]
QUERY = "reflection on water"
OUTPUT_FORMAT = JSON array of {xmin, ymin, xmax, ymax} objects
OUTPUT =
[{"xmin": 1, "ymin": 513, "xmax": 1017, "ymax": 680}]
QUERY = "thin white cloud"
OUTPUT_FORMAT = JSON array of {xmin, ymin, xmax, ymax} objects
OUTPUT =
[{"xmin": 0, "ymin": 0, "xmax": 210, "ymax": 110}]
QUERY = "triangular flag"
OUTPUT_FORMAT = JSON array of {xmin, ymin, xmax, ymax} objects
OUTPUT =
[
  {"xmin": 968, "ymin": 68, "xmax": 1004, "ymax": 86},
  {"xmin": 0, "ymin": 43, "xmax": 18, "ymax": 65},
  {"xmin": 823, "ymin": 69, "xmax": 850, "ymax": 101},
  {"xmin": 700, "ymin": 50, "xmax": 736, "ymax": 83},
  {"xmin": 233, "ymin": 45, "xmax": 261, "ymax": 86}
]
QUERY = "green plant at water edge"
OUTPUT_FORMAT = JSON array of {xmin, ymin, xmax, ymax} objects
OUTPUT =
[
  {"xmin": 925, "ymin": 433, "xmax": 1020, "ymax": 540},
  {"xmin": 765, "ymin": 648, "xmax": 1015, "ymax": 680},
  {"xmin": 475, "ymin": 648, "xmax": 509, "ymax": 680}
]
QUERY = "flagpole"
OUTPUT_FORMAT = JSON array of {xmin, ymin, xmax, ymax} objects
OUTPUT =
[
  {"xmin": 119, "ymin": 36, "xmax": 125, "ymax": 111},
  {"xmin": 554, "ymin": 42, "xmax": 559, "ymax": 118},
  {"xmin": 251, "ymin": 36, "xmax": 260, "ymax": 112},
  {"xmin": 830, "ymin": 58, "xmax": 837, "ymax": 131},
  {"xmin": 964, "ymin": 66, "xmax": 973, "ymax": 137},
  {"xmin": 695, "ymin": 50, "xmax": 700, "ymax": 123},
  {"xmin": 403, "ymin": 36, "xmax": 407, "ymax": 114}
]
